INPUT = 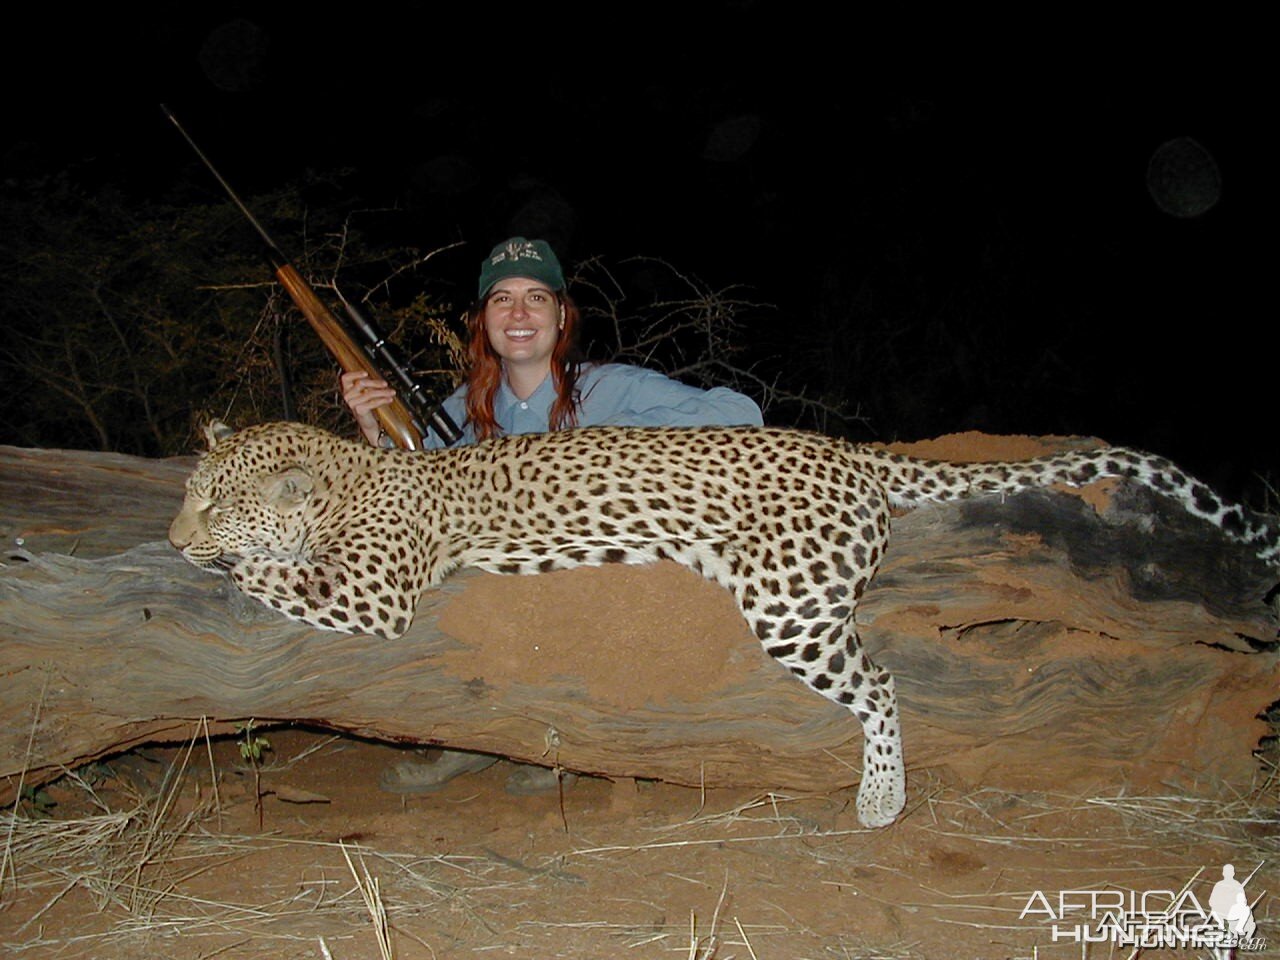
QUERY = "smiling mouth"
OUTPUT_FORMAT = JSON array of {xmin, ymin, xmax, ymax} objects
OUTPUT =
[{"xmin": 504, "ymin": 329, "xmax": 538, "ymax": 340}]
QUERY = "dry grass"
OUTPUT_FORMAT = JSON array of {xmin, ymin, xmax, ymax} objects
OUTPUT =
[
  {"xmin": 895, "ymin": 771, "xmax": 1277, "ymax": 959},
  {"xmin": 1, "ymin": 741, "xmax": 1273, "ymax": 959},
  {"xmin": 1, "ymin": 731, "xmax": 484, "ymax": 956},
  {"xmin": 1, "ymin": 800, "xmax": 497, "ymax": 955}
]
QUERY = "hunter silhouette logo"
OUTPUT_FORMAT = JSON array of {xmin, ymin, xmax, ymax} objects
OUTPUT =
[
  {"xmin": 1019, "ymin": 863, "xmax": 1266, "ymax": 952},
  {"xmin": 1209, "ymin": 864, "xmax": 1258, "ymax": 940}
]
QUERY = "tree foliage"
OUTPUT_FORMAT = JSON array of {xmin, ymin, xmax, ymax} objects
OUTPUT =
[{"xmin": 0, "ymin": 176, "xmax": 459, "ymax": 456}]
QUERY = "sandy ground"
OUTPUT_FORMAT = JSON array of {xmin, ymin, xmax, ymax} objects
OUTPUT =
[{"xmin": 2, "ymin": 727, "xmax": 1274, "ymax": 960}]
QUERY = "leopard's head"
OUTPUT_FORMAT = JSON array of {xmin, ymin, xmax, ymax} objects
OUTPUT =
[{"xmin": 169, "ymin": 421, "xmax": 333, "ymax": 570}]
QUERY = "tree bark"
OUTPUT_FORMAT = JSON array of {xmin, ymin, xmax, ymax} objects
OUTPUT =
[{"xmin": 1, "ymin": 438, "xmax": 1276, "ymax": 804}]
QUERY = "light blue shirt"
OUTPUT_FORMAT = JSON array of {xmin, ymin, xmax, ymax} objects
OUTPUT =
[{"xmin": 424, "ymin": 363, "xmax": 762, "ymax": 448}]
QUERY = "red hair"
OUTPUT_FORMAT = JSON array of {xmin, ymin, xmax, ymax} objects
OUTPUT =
[{"xmin": 463, "ymin": 291, "xmax": 583, "ymax": 441}]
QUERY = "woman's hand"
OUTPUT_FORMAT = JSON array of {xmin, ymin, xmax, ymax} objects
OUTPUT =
[{"xmin": 341, "ymin": 371, "xmax": 398, "ymax": 446}]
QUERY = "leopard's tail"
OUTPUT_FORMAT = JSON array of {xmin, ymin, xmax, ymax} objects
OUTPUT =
[{"xmin": 863, "ymin": 445, "xmax": 1280, "ymax": 567}]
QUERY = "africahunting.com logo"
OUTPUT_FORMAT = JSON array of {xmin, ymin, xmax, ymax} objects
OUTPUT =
[{"xmin": 1018, "ymin": 862, "xmax": 1266, "ymax": 952}]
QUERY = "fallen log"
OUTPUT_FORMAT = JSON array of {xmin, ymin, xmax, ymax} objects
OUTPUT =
[{"xmin": 1, "ymin": 435, "xmax": 1275, "ymax": 804}]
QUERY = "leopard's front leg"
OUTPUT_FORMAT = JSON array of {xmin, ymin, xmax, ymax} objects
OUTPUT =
[{"xmin": 230, "ymin": 547, "xmax": 417, "ymax": 640}]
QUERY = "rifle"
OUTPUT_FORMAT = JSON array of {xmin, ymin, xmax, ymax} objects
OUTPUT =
[{"xmin": 162, "ymin": 105, "xmax": 461, "ymax": 450}]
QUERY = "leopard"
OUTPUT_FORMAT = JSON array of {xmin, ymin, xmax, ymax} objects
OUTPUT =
[{"xmin": 169, "ymin": 420, "xmax": 1280, "ymax": 828}]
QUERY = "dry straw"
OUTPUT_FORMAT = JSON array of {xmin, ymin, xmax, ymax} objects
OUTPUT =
[{"xmin": 2, "ymin": 729, "xmax": 1273, "ymax": 958}]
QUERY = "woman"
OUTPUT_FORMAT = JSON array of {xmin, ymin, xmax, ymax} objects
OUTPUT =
[
  {"xmin": 343, "ymin": 237, "xmax": 762, "ymax": 448},
  {"xmin": 342, "ymin": 237, "xmax": 762, "ymax": 795}
]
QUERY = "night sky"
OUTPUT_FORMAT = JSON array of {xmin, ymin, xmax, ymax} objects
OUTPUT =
[{"xmin": 4, "ymin": 9, "xmax": 1273, "ymax": 496}]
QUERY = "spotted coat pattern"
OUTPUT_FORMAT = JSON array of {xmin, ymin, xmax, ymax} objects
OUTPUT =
[{"xmin": 169, "ymin": 421, "xmax": 1280, "ymax": 828}]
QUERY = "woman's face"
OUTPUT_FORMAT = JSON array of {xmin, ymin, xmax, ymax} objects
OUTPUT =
[{"xmin": 482, "ymin": 276, "xmax": 562, "ymax": 372}]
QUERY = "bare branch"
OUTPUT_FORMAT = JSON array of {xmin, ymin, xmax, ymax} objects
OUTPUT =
[{"xmin": 571, "ymin": 256, "xmax": 860, "ymax": 431}]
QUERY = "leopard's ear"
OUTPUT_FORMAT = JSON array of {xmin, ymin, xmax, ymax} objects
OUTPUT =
[
  {"xmin": 202, "ymin": 420, "xmax": 236, "ymax": 450},
  {"xmin": 261, "ymin": 466, "xmax": 325, "ymax": 512}
]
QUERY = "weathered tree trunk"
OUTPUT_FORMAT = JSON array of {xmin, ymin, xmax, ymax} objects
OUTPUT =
[{"xmin": 1, "ymin": 437, "xmax": 1275, "ymax": 805}]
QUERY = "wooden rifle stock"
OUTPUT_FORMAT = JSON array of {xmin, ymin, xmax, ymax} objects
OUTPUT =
[
  {"xmin": 272, "ymin": 263, "xmax": 425, "ymax": 450},
  {"xmin": 162, "ymin": 105, "xmax": 453, "ymax": 451}
]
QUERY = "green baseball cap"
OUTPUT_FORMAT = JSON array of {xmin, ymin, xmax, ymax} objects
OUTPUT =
[{"xmin": 477, "ymin": 237, "xmax": 565, "ymax": 300}]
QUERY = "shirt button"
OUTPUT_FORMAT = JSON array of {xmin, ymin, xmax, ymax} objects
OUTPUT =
[{"xmin": 519, "ymin": 402, "xmax": 529, "ymax": 410}]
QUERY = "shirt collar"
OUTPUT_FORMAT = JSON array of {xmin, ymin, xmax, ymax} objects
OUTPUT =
[{"xmin": 496, "ymin": 372, "xmax": 554, "ymax": 414}]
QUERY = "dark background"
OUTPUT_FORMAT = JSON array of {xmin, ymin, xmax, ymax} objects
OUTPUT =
[{"xmin": 3, "ymin": 8, "xmax": 1272, "ymax": 499}]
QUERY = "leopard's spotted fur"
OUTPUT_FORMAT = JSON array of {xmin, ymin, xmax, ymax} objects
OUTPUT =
[{"xmin": 169, "ymin": 421, "xmax": 1280, "ymax": 828}]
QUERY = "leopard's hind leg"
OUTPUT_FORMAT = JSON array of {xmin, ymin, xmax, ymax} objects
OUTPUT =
[
  {"xmin": 761, "ymin": 614, "xmax": 905, "ymax": 828},
  {"xmin": 732, "ymin": 480, "xmax": 903, "ymax": 827}
]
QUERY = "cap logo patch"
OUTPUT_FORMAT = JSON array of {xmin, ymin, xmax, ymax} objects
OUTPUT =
[{"xmin": 492, "ymin": 240, "xmax": 544, "ymax": 266}]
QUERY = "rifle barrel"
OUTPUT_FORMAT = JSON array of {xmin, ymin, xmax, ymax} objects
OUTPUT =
[
  {"xmin": 161, "ymin": 105, "xmax": 286, "ymax": 263},
  {"xmin": 162, "ymin": 105, "xmax": 461, "ymax": 449}
]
